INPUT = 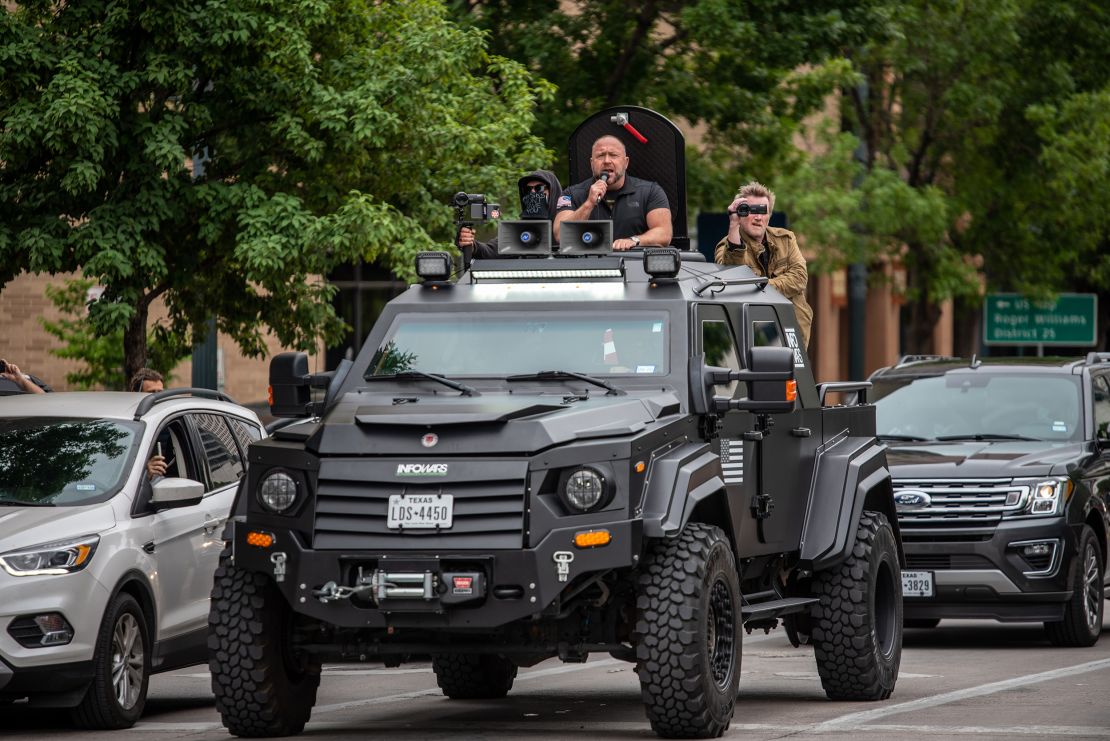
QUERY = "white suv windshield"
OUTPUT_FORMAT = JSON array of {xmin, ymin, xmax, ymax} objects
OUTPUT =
[
  {"xmin": 873, "ymin": 373, "xmax": 1082, "ymax": 442},
  {"xmin": 366, "ymin": 312, "xmax": 669, "ymax": 378},
  {"xmin": 0, "ymin": 417, "xmax": 141, "ymax": 506}
]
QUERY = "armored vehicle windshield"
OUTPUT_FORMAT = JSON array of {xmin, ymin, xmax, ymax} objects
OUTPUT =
[{"xmin": 366, "ymin": 311, "xmax": 670, "ymax": 378}]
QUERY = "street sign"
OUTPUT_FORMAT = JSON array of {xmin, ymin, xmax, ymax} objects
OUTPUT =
[{"xmin": 984, "ymin": 293, "xmax": 1098, "ymax": 346}]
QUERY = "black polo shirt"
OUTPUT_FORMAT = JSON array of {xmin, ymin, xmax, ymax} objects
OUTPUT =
[{"xmin": 557, "ymin": 175, "xmax": 669, "ymax": 240}]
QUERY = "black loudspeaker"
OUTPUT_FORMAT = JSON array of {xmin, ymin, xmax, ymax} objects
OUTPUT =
[
  {"xmin": 497, "ymin": 220, "xmax": 552, "ymax": 255},
  {"xmin": 559, "ymin": 220, "xmax": 613, "ymax": 254}
]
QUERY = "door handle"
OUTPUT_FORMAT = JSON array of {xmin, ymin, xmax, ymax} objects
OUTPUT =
[
  {"xmin": 790, "ymin": 427, "xmax": 812, "ymax": 438},
  {"xmin": 203, "ymin": 516, "xmax": 222, "ymax": 536}
]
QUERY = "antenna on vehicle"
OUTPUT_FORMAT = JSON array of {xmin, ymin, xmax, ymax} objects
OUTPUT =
[{"xmin": 970, "ymin": 354, "xmax": 981, "ymax": 369}]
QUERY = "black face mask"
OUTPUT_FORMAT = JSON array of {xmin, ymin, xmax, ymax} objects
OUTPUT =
[{"xmin": 520, "ymin": 190, "xmax": 549, "ymax": 220}]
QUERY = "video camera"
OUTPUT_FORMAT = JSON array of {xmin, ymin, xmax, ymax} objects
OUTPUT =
[
  {"xmin": 453, "ymin": 192, "xmax": 500, "ymax": 227},
  {"xmin": 729, "ymin": 202, "xmax": 768, "ymax": 217}
]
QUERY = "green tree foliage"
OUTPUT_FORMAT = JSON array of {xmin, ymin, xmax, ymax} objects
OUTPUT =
[
  {"xmin": 451, "ymin": 0, "xmax": 880, "ymax": 210},
  {"xmin": 782, "ymin": 0, "xmax": 1110, "ymax": 351},
  {"xmin": 41, "ymin": 278, "xmax": 182, "ymax": 389},
  {"xmin": 0, "ymin": 0, "xmax": 550, "ymax": 380}
]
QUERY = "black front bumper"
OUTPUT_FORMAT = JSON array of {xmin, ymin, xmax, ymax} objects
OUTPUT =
[
  {"xmin": 901, "ymin": 516, "xmax": 1075, "ymax": 622},
  {"xmin": 228, "ymin": 518, "xmax": 642, "ymax": 629}
]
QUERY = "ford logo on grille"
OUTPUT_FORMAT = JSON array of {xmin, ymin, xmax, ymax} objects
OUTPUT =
[{"xmin": 894, "ymin": 490, "xmax": 931, "ymax": 509}]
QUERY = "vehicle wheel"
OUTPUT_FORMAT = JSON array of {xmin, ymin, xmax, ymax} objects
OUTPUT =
[
  {"xmin": 1045, "ymin": 526, "xmax": 1104, "ymax": 648},
  {"xmin": 634, "ymin": 523, "xmax": 740, "ymax": 739},
  {"xmin": 71, "ymin": 593, "xmax": 150, "ymax": 729},
  {"xmin": 431, "ymin": 654, "xmax": 517, "ymax": 699},
  {"xmin": 208, "ymin": 550, "xmax": 320, "ymax": 736},
  {"xmin": 811, "ymin": 510, "xmax": 902, "ymax": 701},
  {"xmin": 904, "ymin": 618, "xmax": 941, "ymax": 629}
]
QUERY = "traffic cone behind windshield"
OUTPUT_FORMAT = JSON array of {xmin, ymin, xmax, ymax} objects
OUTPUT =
[{"xmin": 603, "ymin": 328, "xmax": 619, "ymax": 365}]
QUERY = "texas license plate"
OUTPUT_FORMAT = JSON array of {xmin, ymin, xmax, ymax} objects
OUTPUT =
[
  {"xmin": 387, "ymin": 494, "xmax": 453, "ymax": 529},
  {"xmin": 902, "ymin": 570, "xmax": 934, "ymax": 597}
]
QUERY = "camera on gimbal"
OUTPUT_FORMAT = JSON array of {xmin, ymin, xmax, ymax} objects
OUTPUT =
[
  {"xmin": 453, "ymin": 192, "xmax": 500, "ymax": 227},
  {"xmin": 730, "ymin": 202, "xmax": 768, "ymax": 217}
]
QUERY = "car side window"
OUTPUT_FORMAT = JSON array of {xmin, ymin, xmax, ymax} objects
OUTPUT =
[
  {"xmin": 699, "ymin": 304, "xmax": 741, "ymax": 398},
  {"xmin": 227, "ymin": 417, "xmax": 262, "ymax": 458},
  {"xmin": 1094, "ymin": 375, "xmax": 1110, "ymax": 441},
  {"xmin": 192, "ymin": 413, "xmax": 244, "ymax": 491}
]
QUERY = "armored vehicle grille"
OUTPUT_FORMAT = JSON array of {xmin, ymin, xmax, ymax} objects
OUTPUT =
[
  {"xmin": 894, "ymin": 479, "xmax": 1027, "ymax": 528},
  {"xmin": 313, "ymin": 460, "xmax": 526, "ymax": 550}
]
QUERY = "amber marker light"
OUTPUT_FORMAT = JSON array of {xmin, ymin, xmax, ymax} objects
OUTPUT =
[
  {"xmin": 574, "ymin": 529, "xmax": 612, "ymax": 548},
  {"xmin": 786, "ymin": 380, "xmax": 797, "ymax": 402},
  {"xmin": 246, "ymin": 531, "xmax": 275, "ymax": 548},
  {"xmin": 634, "ymin": 461, "xmax": 646, "ymax": 473},
  {"xmin": 267, "ymin": 385, "xmax": 274, "ymax": 406}
]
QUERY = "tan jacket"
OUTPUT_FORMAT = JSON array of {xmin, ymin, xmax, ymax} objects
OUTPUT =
[{"xmin": 714, "ymin": 226, "xmax": 813, "ymax": 348}]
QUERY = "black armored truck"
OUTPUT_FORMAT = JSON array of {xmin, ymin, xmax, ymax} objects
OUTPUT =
[{"xmin": 208, "ymin": 108, "xmax": 905, "ymax": 739}]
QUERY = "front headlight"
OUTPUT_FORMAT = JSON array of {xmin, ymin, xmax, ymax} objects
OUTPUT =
[
  {"xmin": 1010, "ymin": 477, "xmax": 1070, "ymax": 517},
  {"xmin": 560, "ymin": 466, "xmax": 612, "ymax": 513},
  {"xmin": 0, "ymin": 535, "xmax": 99, "ymax": 577},
  {"xmin": 258, "ymin": 471, "xmax": 299, "ymax": 513}
]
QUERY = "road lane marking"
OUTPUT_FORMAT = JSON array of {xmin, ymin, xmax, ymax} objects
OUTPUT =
[
  {"xmin": 312, "ymin": 657, "xmax": 624, "ymax": 713},
  {"xmin": 813, "ymin": 656, "xmax": 1110, "ymax": 732},
  {"xmin": 129, "ymin": 720, "xmax": 1110, "ymax": 735}
]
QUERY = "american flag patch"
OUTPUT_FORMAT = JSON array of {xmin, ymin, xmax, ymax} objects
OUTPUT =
[
  {"xmin": 556, "ymin": 195, "xmax": 573, "ymax": 209},
  {"xmin": 720, "ymin": 438, "xmax": 744, "ymax": 484}
]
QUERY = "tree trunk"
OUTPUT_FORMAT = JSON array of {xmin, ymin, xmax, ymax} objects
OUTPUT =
[
  {"xmin": 904, "ymin": 256, "xmax": 942, "ymax": 355},
  {"xmin": 123, "ymin": 302, "xmax": 150, "ymax": 389},
  {"xmin": 904, "ymin": 291, "xmax": 942, "ymax": 355}
]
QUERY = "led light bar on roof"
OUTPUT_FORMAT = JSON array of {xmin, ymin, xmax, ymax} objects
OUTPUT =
[
  {"xmin": 468, "ymin": 257, "xmax": 626, "ymax": 282},
  {"xmin": 472, "ymin": 268, "xmax": 624, "ymax": 280}
]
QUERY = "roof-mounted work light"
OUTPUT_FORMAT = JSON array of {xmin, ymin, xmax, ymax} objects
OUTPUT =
[
  {"xmin": 415, "ymin": 251, "xmax": 452, "ymax": 284},
  {"xmin": 643, "ymin": 248, "xmax": 680, "ymax": 282}
]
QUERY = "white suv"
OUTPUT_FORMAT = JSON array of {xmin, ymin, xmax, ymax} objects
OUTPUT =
[{"xmin": 0, "ymin": 389, "xmax": 263, "ymax": 728}]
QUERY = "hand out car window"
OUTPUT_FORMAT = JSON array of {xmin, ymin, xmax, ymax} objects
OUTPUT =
[{"xmin": 0, "ymin": 417, "xmax": 141, "ymax": 506}]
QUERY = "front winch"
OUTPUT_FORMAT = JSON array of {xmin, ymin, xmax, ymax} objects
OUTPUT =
[
  {"xmin": 312, "ymin": 567, "xmax": 437, "ymax": 604},
  {"xmin": 310, "ymin": 566, "xmax": 486, "ymax": 607}
]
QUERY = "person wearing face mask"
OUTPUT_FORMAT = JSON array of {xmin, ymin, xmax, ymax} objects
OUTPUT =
[
  {"xmin": 554, "ymin": 135, "xmax": 672, "ymax": 251},
  {"xmin": 715, "ymin": 180, "xmax": 813, "ymax": 348},
  {"xmin": 456, "ymin": 170, "xmax": 565, "ymax": 264}
]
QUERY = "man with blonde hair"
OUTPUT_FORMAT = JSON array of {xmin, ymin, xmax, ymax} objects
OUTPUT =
[{"xmin": 714, "ymin": 181, "xmax": 813, "ymax": 348}]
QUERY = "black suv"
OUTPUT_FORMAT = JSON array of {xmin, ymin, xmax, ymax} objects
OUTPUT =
[{"xmin": 870, "ymin": 354, "xmax": 1110, "ymax": 645}]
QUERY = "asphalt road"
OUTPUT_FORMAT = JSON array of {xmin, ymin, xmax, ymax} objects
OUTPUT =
[{"xmin": 5, "ymin": 617, "xmax": 1110, "ymax": 740}]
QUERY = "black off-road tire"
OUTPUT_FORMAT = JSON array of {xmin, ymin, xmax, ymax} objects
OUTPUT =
[
  {"xmin": 208, "ymin": 552, "xmax": 320, "ymax": 736},
  {"xmin": 633, "ymin": 523, "xmax": 741, "ymax": 739},
  {"xmin": 431, "ymin": 654, "xmax": 517, "ymax": 699},
  {"xmin": 72, "ymin": 593, "xmax": 150, "ymax": 729},
  {"xmin": 904, "ymin": 618, "xmax": 941, "ymax": 629},
  {"xmin": 1045, "ymin": 526, "xmax": 1104, "ymax": 648},
  {"xmin": 811, "ymin": 510, "xmax": 902, "ymax": 701}
]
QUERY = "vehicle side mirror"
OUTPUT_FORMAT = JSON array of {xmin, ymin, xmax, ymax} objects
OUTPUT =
[
  {"xmin": 151, "ymin": 477, "xmax": 205, "ymax": 509},
  {"xmin": 697, "ymin": 346, "xmax": 797, "ymax": 414},
  {"xmin": 269, "ymin": 352, "xmax": 311, "ymax": 417},
  {"xmin": 749, "ymin": 347, "xmax": 796, "ymax": 405}
]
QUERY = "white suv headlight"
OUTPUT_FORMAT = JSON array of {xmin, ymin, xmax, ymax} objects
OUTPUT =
[{"xmin": 0, "ymin": 535, "xmax": 100, "ymax": 577}]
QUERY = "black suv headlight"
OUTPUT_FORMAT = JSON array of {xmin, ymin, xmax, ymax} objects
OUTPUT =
[
  {"xmin": 558, "ymin": 466, "xmax": 614, "ymax": 513},
  {"xmin": 257, "ymin": 470, "xmax": 299, "ymax": 513},
  {"xmin": 1007, "ymin": 477, "xmax": 1070, "ymax": 517}
]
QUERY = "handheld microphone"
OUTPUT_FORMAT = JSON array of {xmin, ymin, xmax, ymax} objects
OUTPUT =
[{"xmin": 596, "ymin": 172, "xmax": 610, "ymax": 203}]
